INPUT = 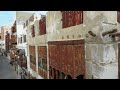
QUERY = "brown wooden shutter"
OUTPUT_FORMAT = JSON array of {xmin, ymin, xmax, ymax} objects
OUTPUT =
[
  {"xmin": 39, "ymin": 20, "xmax": 42, "ymax": 35},
  {"xmin": 43, "ymin": 17, "xmax": 46, "ymax": 34},
  {"xmin": 80, "ymin": 11, "xmax": 83, "ymax": 24},
  {"xmin": 39, "ymin": 16, "xmax": 46, "ymax": 35},
  {"xmin": 62, "ymin": 11, "xmax": 83, "ymax": 28},
  {"xmin": 32, "ymin": 25, "xmax": 35, "ymax": 37},
  {"xmin": 62, "ymin": 11, "xmax": 65, "ymax": 28},
  {"xmin": 117, "ymin": 11, "xmax": 120, "ymax": 23},
  {"xmin": 68, "ymin": 11, "xmax": 71, "ymax": 27},
  {"xmin": 66, "ymin": 11, "xmax": 69, "ymax": 27},
  {"xmin": 64, "ymin": 11, "xmax": 67, "ymax": 28},
  {"xmin": 76, "ymin": 11, "xmax": 80, "ymax": 25},
  {"xmin": 72, "ymin": 11, "xmax": 76, "ymax": 26}
]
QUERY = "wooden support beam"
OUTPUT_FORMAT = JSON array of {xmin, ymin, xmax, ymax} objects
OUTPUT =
[
  {"xmin": 102, "ymin": 29, "xmax": 117, "ymax": 37},
  {"xmin": 88, "ymin": 31, "xmax": 96, "ymax": 37},
  {"xmin": 109, "ymin": 32, "xmax": 120, "ymax": 37}
]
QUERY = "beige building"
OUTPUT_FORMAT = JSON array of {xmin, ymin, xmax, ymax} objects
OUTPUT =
[
  {"xmin": 26, "ymin": 11, "xmax": 120, "ymax": 79},
  {"xmin": 16, "ymin": 11, "xmax": 46, "ymax": 79},
  {"xmin": 27, "ymin": 13, "xmax": 44, "ymax": 79},
  {"xmin": 46, "ymin": 11, "xmax": 119, "ymax": 79}
]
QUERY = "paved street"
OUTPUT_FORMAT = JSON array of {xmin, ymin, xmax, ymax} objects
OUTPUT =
[{"xmin": 0, "ymin": 54, "xmax": 18, "ymax": 79}]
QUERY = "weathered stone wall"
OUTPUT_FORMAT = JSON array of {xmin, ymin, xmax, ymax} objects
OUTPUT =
[
  {"xmin": 46, "ymin": 11, "xmax": 118, "ymax": 79},
  {"xmin": 27, "ymin": 11, "xmax": 118, "ymax": 79}
]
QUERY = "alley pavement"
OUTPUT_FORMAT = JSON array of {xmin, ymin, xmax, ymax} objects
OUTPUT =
[{"xmin": 0, "ymin": 54, "xmax": 18, "ymax": 79}]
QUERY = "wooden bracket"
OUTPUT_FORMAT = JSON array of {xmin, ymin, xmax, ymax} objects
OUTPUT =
[
  {"xmin": 102, "ymin": 29, "xmax": 117, "ymax": 37},
  {"xmin": 88, "ymin": 31, "xmax": 96, "ymax": 37}
]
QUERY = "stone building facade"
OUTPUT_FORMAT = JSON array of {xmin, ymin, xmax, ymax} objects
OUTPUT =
[
  {"xmin": 46, "ymin": 11, "xmax": 118, "ymax": 79},
  {"xmin": 26, "ymin": 11, "xmax": 120, "ymax": 79}
]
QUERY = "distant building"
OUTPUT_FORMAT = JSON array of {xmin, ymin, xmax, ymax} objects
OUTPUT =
[
  {"xmin": 0, "ymin": 26, "xmax": 11, "ymax": 53},
  {"xmin": 16, "ymin": 11, "xmax": 36, "ymax": 79},
  {"xmin": 10, "ymin": 21, "xmax": 17, "ymax": 49},
  {"xmin": 0, "ymin": 26, "xmax": 5, "ymax": 50}
]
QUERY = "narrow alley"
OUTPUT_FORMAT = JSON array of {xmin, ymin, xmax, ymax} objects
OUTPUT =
[{"xmin": 0, "ymin": 55, "xmax": 17, "ymax": 79}]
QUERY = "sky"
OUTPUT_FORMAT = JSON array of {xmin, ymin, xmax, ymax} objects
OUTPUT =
[{"xmin": 0, "ymin": 11, "xmax": 48, "ymax": 26}]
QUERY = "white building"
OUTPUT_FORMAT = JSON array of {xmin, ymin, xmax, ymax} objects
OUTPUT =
[
  {"xmin": 16, "ymin": 11, "xmax": 34, "ymax": 79},
  {"xmin": 16, "ymin": 11, "xmax": 33, "ymax": 56},
  {"xmin": 16, "ymin": 11, "xmax": 42, "ymax": 79}
]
